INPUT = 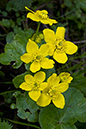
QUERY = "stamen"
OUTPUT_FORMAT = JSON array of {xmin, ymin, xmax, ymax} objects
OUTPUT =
[
  {"xmin": 36, "ymin": 11, "xmax": 48, "ymax": 19},
  {"xmin": 33, "ymin": 82, "xmax": 40, "ymax": 90},
  {"xmin": 32, "ymin": 52, "xmax": 43, "ymax": 62},
  {"xmin": 48, "ymin": 86, "xmax": 58, "ymax": 98},
  {"xmin": 54, "ymin": 39, "xmax": 67, "ymax": 53}
]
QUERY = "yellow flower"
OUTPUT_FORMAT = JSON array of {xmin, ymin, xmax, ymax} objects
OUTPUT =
[
  {"xmin": 37, "ymin": 73, "xmax": 69, "ymax": 109},
  {"xmin": 25, "ymin": 6, "xmax": 57, "ymax": 26},
  {"xmin": 59, "ymin": 72, "xmax": 73, "ymax": 83},
  {"xmin": 20, "ymin": 39, "xmax": 54, "ymax": 73},
  {"xmin": 19, "ymin": 71, "xmax": 48, "ymax": 101},
  {"xmin": 43, "ymin": 27, "xmax": 78, "ymax": 63}
]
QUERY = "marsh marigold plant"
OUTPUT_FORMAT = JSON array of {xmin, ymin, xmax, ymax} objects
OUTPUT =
[
  {"xmin": 19, "ymin": 7, "xmax": 78, "ymax": 110},
  {"xmin": 43, "ymin": 27, "xmax": 78, "ymax": 63},
  {"xmin": 25, "ymin": 6, "xmax": 57, "ymax": 25},
  {"xmin": 19, "ymin": 71, "xmax": 48, "ymax": 101},
  {"xmin": 37, "ymin": 73, "xmax": 69, "ymax": 109},
  {"xmin": 20, "ymin": 39, "xmax": 55, "ymax": 73}
]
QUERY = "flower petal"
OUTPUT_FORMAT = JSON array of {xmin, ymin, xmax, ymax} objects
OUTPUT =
[
  {"xmin": 53, "ymin": 51, "xmax": 68, "ymax": 63},
  {"xmin": 25, "ymin": 74, "xmax": 34, "ymax": 84},
  {"xmin": 37, "ymin": 93, "xmax": 51, "ymax": 107},
  {"xmin": 41, "ymin": 18, "xmax": 57, "ymax": 26},
  {"xmin": 67, "ymin": 76, "xmax": 73, "ymax": 83},
  {"xmin": 59, "ymin": 72, "xmax": 73, "ymax": 83},
  {"xmin": 47, "ymin": 73, "xmax": 60, "ymax": 87},
  {"xmin": 47, "ymin": 43, "xmax": 55, "ymax": 56},
  {"xmin": 39, "ymin": 82, "xmax": 48, "ymax": 90},
  {"xmin": 47, "ymin": 18, "xmax": 58, "ymax": 25},
  {"xmin": 19, "ymin": 82, "xmax": 32, "ymax": 91},
  {"xmin": 65, "ymin": 41, "xmax": 78, "ymax": 55},
  {"xmin": 27, "ymin": 12, "xmax": 40, "ymax": 22},
  {"xmin": 34, "ymin": 71, "xmax": 46, "ymax": 82},
  {"xmin": 56, "ymin": 27, "xmax": 65, "ymax": 39},
  {"xmin": 30, "ymin": 61, "xmax": 41, "ymax": 73},
  {"xmin": 29, "ymin": 90, "xmax": 41, "ymax": 101},
  {"xmin": 40, "ymin": 10, "xmax": 48, "ymax": 14},
  {"xmin": 52, "ymin": 94, "xmax": 65, "ymax": 109},
  {"xmin": 20, "ymin": 53, "xmax": 32, "ymax": 63},
  {"xmin": 56, "ymin": 82, "xmax": 69, "ymax": 93},
  {"xmin": 26, "ymin": 39, "xmax": 38, "ymax": 54},
  {"xmin": 43, "ymin": 29, "xmax": 56, "ymax": 43},
  {"xmin": 39, "ymin": 44, "xmax": 49, "ymax": 57},
  {"xmin": 41, "ymin": 58, "xmax": 54, "ymax": 69}
]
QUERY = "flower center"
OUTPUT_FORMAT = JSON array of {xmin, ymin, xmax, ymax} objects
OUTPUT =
[
  {"xmin": 36, "ymin": 11, "xmax": 48, "ymax": 19},
  {"xmin": 55, "ymin": 39, "xmax": 67, "ymax": 53},
  {"xmin": 48, "ymin": 86, "xmax": 59, "ymax": 98},
  {"xmin": 34, "ymin": 82, "xmax": 38, "ymax": 87},
  {"xmin": 33, "ymin": 52, "xmax": 43, "ymax": 62},
  {"xmin": 32, "ymin": 82, "xmax": 40, "ymax": 90}
]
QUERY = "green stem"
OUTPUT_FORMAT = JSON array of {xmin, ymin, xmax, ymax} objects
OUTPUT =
[
  {"xmin": 0, "ymin": 90, "xmax": 18, "ymax": 95},
  {"xmin": 0, "ymin": 82, "xmax": 13, "ymax": 84},
  {"xmin": 3, "ymin": 118, "xmax": 41, "ymax": 129},
  {"xmin": 34, "ymin": 22, "xmax": 40, "ymax": 41}
]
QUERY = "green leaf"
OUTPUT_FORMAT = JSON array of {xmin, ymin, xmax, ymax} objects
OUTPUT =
[
  {"xmin": 0, "ymin": 41, "xmax": 23, "ymax": 68},
  {"xmin": 0, "ymin": 19, "xmax": 10, "ymax": 27},
  {"xmin": 6, "ymin": 0, "xmax": 34, "ymax": 11},
  {"xmin": 0, "ymin": 119, "xmax": 13, "ymax": 129},
  {"xmin": 18, "ymin": 109, "xmax": 38, "ymax": 122},
  {"xmin": 0, "ymin": 28, "xmax": 34, "ymax": 68},
  {"xmin": 17, "ymin": 108, "xmax": 27, "ymax": 119},
  {"xmin": 13, "ymin": 91, "xmax": 39, "ymax": 122},
  {"xmin": 18, "ymin": 108, "xmax": 38, "ymax": 122},
  {"xmin": 70, "ymin": 73, "xmax": 86, "ymax": 96},
  {"xmin": 64, "ymin": 0, "xmax": 73, "ymax": 8},
  {"xmin": 79, "ymin": 0, "xmax": 86, "ymax": 11},
  {"xmin": 6, "ymin": 32, "xmax": 14, "ymax": 43},
  {"xmin": 13, "ymin": 71, "xmax": 31, "ymax": 88},
  {"xmin": 39, "ymin": 87, "xmax": 86, "ymax": 129},
  {"xmin": 27, "ymin": 112, "xmax": 38, "ymax": 122}
]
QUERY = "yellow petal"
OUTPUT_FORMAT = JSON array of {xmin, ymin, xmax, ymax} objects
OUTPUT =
[
  {"xmin": 56, "ymin": 27, "xmax": 65, "ymax": 39},
  {"xmin": 41, "ymin": 18, "xmax": 57, "ymax": 26},
  {"xmin": 30, "ymin": 61, "xmax": 41, "ymax": 73},
  {"xmin": 25, "ymin": 6, "xmax": 34, "ymax": 13},
  {"xmin": 39, "ymin": 44, "xmax": 49, "ymax": 57},
  {"xmin": 53, "ymin": 51, "xmax": 68, "ymax": 64},
  {"xmin": 26, "ymin": 39, "xmax": 38, "ymax": 54},
  {"xmin": 41, "ymin": 58, "xmax": 54, "ymax": 69},
  {"xmin": 52, "ymin": 94, "xmax": 65, "ymax": 109},
  {"xmin": 47, "ymin": 73, "xmax": 60, "ymax": 87},
  {"xmin": 20, "ymin": 53, "xmax": 32, "ymax": 63},
  {"xmin": 47, "ymin": 43, "xmax": 55, "ymax": 56},
  {"xmin": 19, "ymin": 82, "xmax": 32, "ymax": 91},
  {"xmin": 45, "ymin": 18, "xmax": 58, "ymax": 26},
  {"xmin": 65, "ymin": 41, "xmax": 78, "ymax": 55},
  {"xmin": 29, "ymin": 90, "xmax": 41, "ymax": 101},
  {"xmin": 27, "ymin": 12, "xmax": 40, "ymax": 22},
  {"xmin": 34, "ymin": 71, "xmax": 46, "ymax": 82},
  {"xmin": 59, "ymin": 72, "xmax": 73, "ymax": 83},
  {"xmin": 43, "ymin": 29, "xmax": 56, "ymax": 43},
  {"xmin": 40, "ymin": 10, "xmax": 48, "ymax": 14},
  {"xmin": 25, "ymin": 74, "xmax": 34, "ymax": 84},
  {"xmin": 39, "ymin": 82, "xmax": 48, "ymax": 90},
  {"xmin": 59, "ymin": 72, "xmax": 70, "ymax": 77},
  {"xmin": 37, "ymin": 93, "xmax": 51, "ymax": 107},
  {"xmin": 67, "ymin": 76, "xmax": 73, "ymax": 83},
  {"xmin": 56, "ymin": 82, "xmax": 69, "ymax": 93}
]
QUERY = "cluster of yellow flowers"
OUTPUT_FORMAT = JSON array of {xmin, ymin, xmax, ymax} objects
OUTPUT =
[{"xmin": 19, "ymin": 7, "xmax": 78, "ymax": 109}]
